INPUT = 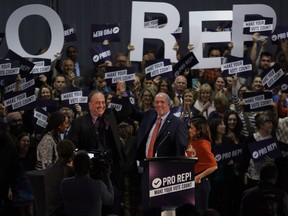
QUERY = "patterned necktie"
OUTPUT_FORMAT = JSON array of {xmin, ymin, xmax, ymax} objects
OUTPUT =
[{"xmin": 147, "ymin": 117, "xmax": 162, "ymax": 158}]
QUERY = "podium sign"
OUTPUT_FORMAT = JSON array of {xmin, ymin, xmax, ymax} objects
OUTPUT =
[{"xmin": 142, "ymin": 157, "xmax": 197, "ymax": 209}]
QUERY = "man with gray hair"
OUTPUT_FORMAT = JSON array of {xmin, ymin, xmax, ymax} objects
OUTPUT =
[{"xmin": 135, "ymin": 92, "xmax": 188, "ymax": 159}]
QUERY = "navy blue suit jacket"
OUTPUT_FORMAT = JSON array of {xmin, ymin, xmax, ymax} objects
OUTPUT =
[{"xmin": 136, "ymin": 109, "xmax": 188, "ymax": 160}]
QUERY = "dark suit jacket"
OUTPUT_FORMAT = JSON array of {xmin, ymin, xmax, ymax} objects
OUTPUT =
[
  {"xmin": 44, "ymin": 160, "xmax": 74, "ymax": 216},
  {"xmin": 68, "ymin": 109, "xmax": 123, "ymax": 162},
  {"xmin": 136, "ymin": 109, "xmax": 188, "ymax": 160}
]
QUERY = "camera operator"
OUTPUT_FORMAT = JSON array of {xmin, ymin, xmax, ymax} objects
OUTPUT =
[
  {"xmin": 60, "ymin": 150, "xmax": 114, "ymax": 216},
  {"xmin": 44, "ymin": 139, "xmax": 75, "ymax": 216}
]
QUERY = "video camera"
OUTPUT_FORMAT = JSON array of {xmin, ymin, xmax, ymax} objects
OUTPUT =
[{"xmin": 88, "ymin": 150, "xmax": 113, "ymax": 180}]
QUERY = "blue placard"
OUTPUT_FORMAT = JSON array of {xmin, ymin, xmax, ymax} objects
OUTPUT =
[
  {"xmin": 261, "ymin": 64, "xmax": 285, "ymax": 89},
  {"xmin": 271, "ymin": 26, "xmax": 288, "ymax": 45},
  {"xmin": 173, "ymin": 52, "xmax": 199, "ymax": 77},
  {"xmin": 4, "ymin": 74, "xmax": 35, "ymax": 94},
  {"xmin": 91, "ymin": 23, "xmax": 120, "ymax": 42},
  {"xmin": 221, "ymin": 55, "xmax": 252, "ymax": 77},
  {"xmin": 64, "ymin": 24, "xmax": 77, "ymax": 42},
  {"xmin": 213, "ymin": 144, "xmax": 243, "ymax": 164},
  {"xmin": 89, "ymin": 45, "xmax": 112, "ymax": 66},
  {"xmin": 33, "ymin": 107, "xmax": 49, "ymax": 133},
  {"xmin": 145, "ymin": 59, "xmax": 173, "ymax": 80},
  {"xmin": 104, "ymin": 66, "xmax": 135, "ymax": 86},
  {"xmin": 28, "ymin": 58, "xmax": 51, "ymax": 77},
  {"xmin": 5, "ymin": 50, "xmax": 35, "ymax": 78},
  {"xmin": 3, "ymin": 88, "xmax": 36, "ymax": 112},
  {"xmin": 242, "ymin": 91, "xmax": 273, "ymax": 112},
  {"xmin": 248, "ymin": 138, "xmax": 282, "ymax": 162},
  {"xmin": 243, "ymin": 15, "xmax": 273, "ymax": 36},
  {"xmin": 60, "ymin": 86, "xmax": 89, "ymax": 109}
]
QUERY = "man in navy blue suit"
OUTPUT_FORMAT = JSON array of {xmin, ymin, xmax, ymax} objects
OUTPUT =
[{"xmin": 136, "ymin": 92, "xmax": 188, "ymax": 160}]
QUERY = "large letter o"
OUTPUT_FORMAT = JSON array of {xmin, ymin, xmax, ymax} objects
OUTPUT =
[{"xmin": 5, "ymin": 4, "xmax": 64, "ymax": 61}]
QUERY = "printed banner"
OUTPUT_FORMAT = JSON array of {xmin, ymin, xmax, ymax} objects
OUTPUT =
[
  {"xmin": 248, "ymin": 138, "xmax": 282, "ymax": 162},
  {"xmin": 91, "ymin": 23, "xmax": 120, "ymax": 42},
  {"xmin": 173, "ymin": 52, "xmax": 199, "ymax": 77},
  {"xmin": 104, "ymin": 66, "xmax": 135, "ymax": 86},
  {"xmin": 243, "ymin": 15, "xmax": 273, "ymax": 36},
  {"xmin": 242, "ymin": 91, "xmax": 273, "ymax": 112},
  {"xmin": 89, "ymin": 45, "xmax": 112, "ymax": 66},
  {"xmin": 221, "ymin": 55, "xmax": 252, "ymax": 77},
  {"xmin": 145, "ymin": 59, "xmax": 173, "ymax": 80}
]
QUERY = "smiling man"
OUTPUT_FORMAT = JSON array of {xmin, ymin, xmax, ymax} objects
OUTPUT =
[
  {"xmin": 67, "ymin": 90, "xmax": 124, "ymax": 215},
  {"xmin": 136, "ymin": 92, "xmax": 188, "ymax": 159}
]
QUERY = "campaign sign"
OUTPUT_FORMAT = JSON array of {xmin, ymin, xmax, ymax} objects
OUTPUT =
[
  {"xmin": 248, "ymin": 138, "xmax": 282, "ymax": 163},
  {"xmin": 221, "ymin": 55, "xmax": 252, "ymax": 77},
  {"xmin": 91, "ymin": 23, "xmax": 120, "ymax": 42},
  {"xmin": 64, "ymin": 24, "xmax": 77, "ymax": 43},
  {"xmin": 0, "ymin": 59, "xmax": 21, "ymax": 81},
  {"xmin": 3, "ymin": 89, "xmax": 36, "ymax": 112},
  {"xmin": 173, "ymin": 52, "xmax": 199, "ymax": 77},
  {"xmin": 29, "ymin": 58, "xmax": 51, "ymax": 77},
  {"xmin": 0, "ymin": 33, "xmax": 4, "ymax": 46},
  {"xmin": 213, "ymin": 144, "xmax": 243, "ymax": 164},
  {"xmin": 5, "ymin": 50, "xmax": 35, "ymax": 79},
  {"xmin": 142, "ymin": 157, "xmax": 196, "ymax": 208},
  {"xmin": 108, "ymin": 96, "xmax": 133, "ymax": 123},
  {"xmin": 271, "ymin": 26, "xmax": 288, "ymax": 45},
  {"xmin": 60, "ymin": 86, "xmax": 89, "ymax": 108},
  {"xmin": 4, "ymin": 74, "xmax": 35, "ymax": 93},
  {"xmin": 105, "ymin": 66, "xmax": 135, "ymax": 86},
  {"xmin": 89, "ymin": 45, "xmax": 112, "ymax": 66},
  {"xmin": 279, "ymin": 75, "xmax": 288, "ymax": 93},
  {"xmin": 145, "ymin": 59, "xmax": 173, "ymax": 80},
  {"xmin": 278, "ymin": 142, "xmax": 288, "ymax": 158},
  {"xmin": 243, "ymin": 15, "xmax": 273, "ymax": 36},
  {"xmin": 242, "ymin": 91, "xmax": 273, "ymax": 112},
  {"xmin": 33, "ymin": 107, "xmax": 48, "ymax": 133},
  {"xmin": 261, "ymin": 64, "xmax": 285, "ymax": 89},
  {"xmin": 36, "ymin": 99, "xmax": 59, "ymax": 114}
]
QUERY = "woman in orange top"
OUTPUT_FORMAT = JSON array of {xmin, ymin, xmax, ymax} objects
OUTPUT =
[{"xmin": 186, "ymin": 116, "xmax": 217, "ymax": 214}]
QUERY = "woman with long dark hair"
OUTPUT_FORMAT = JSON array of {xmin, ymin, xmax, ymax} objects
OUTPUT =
[
  {"xmin": 208, "ymin": 117, "xmax": 235, "ymax": 216},
  {"xmin": 186, "ymin": 116, "xmax": 217, "ymax": 214},
  {"xmin": 36, "ymin": 111, "xmax": 69, "ymax": 170}
]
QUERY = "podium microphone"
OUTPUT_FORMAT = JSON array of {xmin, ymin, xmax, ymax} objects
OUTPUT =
[{"xmin": 155, "ymin": 131, "xmax": 170, "ymax": 157}]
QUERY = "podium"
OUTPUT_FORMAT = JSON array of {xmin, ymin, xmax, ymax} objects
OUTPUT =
[
  {"xmin": 142, "ymin": 156, "xmax": 198, "ymax": 215},
  {"xmin": 26, "ymin": 170, "xmax": 46, "ymax": 216}
]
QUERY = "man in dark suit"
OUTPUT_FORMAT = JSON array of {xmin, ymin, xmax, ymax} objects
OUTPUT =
[
  {"xmin": 67, "ymin": 90, "xmax": 123, "ymax": 215},
  {"xmin": 136, "ymin": 92, "xmax": 188, "ymax": 160},
  {"xmin": 44, "ymin": 139, "xmax": 75, "ymax": 216}
]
